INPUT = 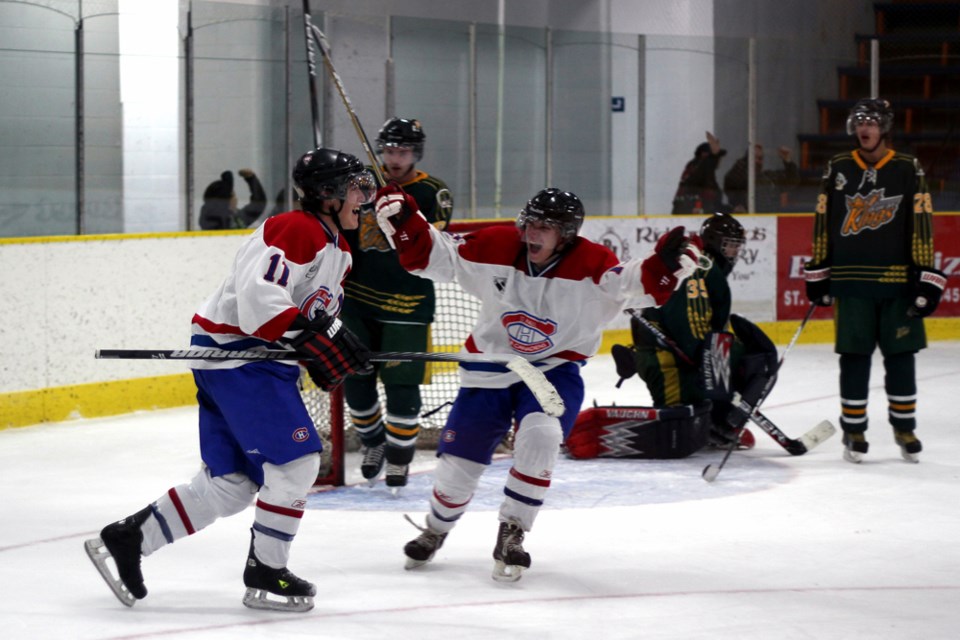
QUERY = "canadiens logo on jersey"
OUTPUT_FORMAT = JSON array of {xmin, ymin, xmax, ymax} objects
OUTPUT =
[
  {"xmin": 501, "ymin": 311, "xmax": 558, "ymax": 354},
  {"xmin": 300, "ymin": 287, "xmax": 337, "ymax": 319},
  {"xmin": 841, "ymin": 188, "xmax": 903, "ymax": 237}
]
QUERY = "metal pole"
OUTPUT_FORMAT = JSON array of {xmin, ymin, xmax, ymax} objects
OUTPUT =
[
  {"xmin": 75, "ymin": 15, "xmax": 85, "ymax": 234},
  {"xmin": 636, "ymin": 34, "xmax": 645, "ymax": 215},
  {"xmin": 184, "ymin": 3, "xmax": 195, "ymax": 229},
  {"xmin": 469, "ymin": 22, "xmax": 477, "ymax": 218},
  {"xmin": 747, "ymin": 37, "xmax": 756, "ymax": 214},
  {"xmin": 870, "ymin": 38, "xmax": 879, "ymax": 98},
  {"xmin": 283, "ymin": 5, "xmax": 292, "ymax": 211},
  {"xmin": 494, "ymin": 0, "xmax": 505, "ymax": 217},
  {"xmin": 385, "ymin": 15, "xmax": 395, "ymax": 120},
  {"xmin": 545, "ymin": 27, "xmax": 553, "ymax": 188}
]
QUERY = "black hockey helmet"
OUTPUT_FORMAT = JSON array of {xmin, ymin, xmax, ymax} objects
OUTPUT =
[
  {"xmin": 700, "ymin": 212, "xmax": 745, "ymax": 274},
  {"xmin": 846, "ymin": 98, "xmax": 894, "ymax": 136},
  {"xmin": 292, "ymin": 148, "xmax": 376, "ymax": 213},
  {"xmin": 516, "ymin": 188, "xmax": 585, "ymax": 244},
  {"xmin": 376, "ymin": 117, "xmax": 426, "ymax": 161}
]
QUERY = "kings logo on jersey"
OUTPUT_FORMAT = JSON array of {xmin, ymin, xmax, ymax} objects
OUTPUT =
[
  {"xmin": 841, "ymin": 188, "xmax": 902, "ymax": 237},
  {"xmin": 501, "ymin": 311, "xmax": 558, "ymax": 354},
  {"xmin": 300, "ymin": 287, "xmax": 339, "ymax": 319}
]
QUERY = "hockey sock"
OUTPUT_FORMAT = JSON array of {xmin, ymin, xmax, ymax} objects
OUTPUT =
[
  {"xmin": 884, "ymin": 352, "xmax": 917, "ymax": 433},
  {"xmin": 839, "ymin": 353, "xmax": 871, "ymax": 434},
  {"xmin": 253, "ymin": 454, "xmax": 319, "ymax": 568},
  {"xmin": 427, "ymin": 454, "xmax": 485, "ymax": 533},
  {"xmin": 350, "ymin": 402, "xmax": 385, "ymax": 448},
  {"xmin": 500, "ymin": 412, "xmax": 563, "ymax": 531}
]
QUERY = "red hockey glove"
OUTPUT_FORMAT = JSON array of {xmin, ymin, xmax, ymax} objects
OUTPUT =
[
  {"xmin": 375, "ymin": 182, "xmax": 424, "ymax": 250},
  {"xmin": 640, "ymin": 227, "xmax": 705, "ymax": 305},
  {"xmin": 287, "ymin": 313, "xmax": 373, "ymax": 389}
]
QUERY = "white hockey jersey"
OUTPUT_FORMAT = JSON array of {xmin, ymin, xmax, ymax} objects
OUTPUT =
[
  {"xmin": 398, "ymin": 223, "xmax": 660, "ymax": 388},
  {"xmin": 190, "ymin": 210, "xmax": 352, "ymax": 370}
]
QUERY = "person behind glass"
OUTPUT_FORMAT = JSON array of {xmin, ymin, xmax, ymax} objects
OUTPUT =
[
  {"xmin": 83, "ymin": 148, "xmax": 376, "ymax": 613},
  {"xmin": 198, "ymin": 168, "xmax": 267, "ymax": 230},
  {"xmin": 671, "ymin": 131, "xmax": 726, "ymax": 214},
  {"xmin": 803, "ymin": 98, "xmax": 947, "ymax": 464},
  {"xmin": 723, "ymin": 144, "xmax": 800, "ymax": 213},
  {"xmin": 340, "ymin": 117, "xmax": 454, "ymax": 492}
]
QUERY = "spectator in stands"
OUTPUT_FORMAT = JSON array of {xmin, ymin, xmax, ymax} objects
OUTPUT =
[
  {"xmin": 724, "ymin": 144, "xmax": 800, "ymax": 213},
  {"xmin": 671, "ymin": 131, "xmax": 726, "ymax": 214},
  {"xmin": 199, "ymin": 169, "xmax": 267, "ymax": 230}
]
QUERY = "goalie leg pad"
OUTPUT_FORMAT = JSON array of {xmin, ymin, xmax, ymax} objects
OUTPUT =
[
  {"xmin": 142, "ymin": 466, "xmax": 258, "ymax": 555},
  {"xmin": 566, "ymin": 403, "xmax": 710, "ymax": 460},
  {"xmin": 428, "ymin": 454, "xmax": 486, "ymax": 533},
  {"xmin": 500, "ymin": 412, "xmax": 564, "ymax": 531},
  {"xmin": 701, "ymin": 331, "xmax": 735, "ymax": 400},
  {"xmin": 252, "ymin": 454, "xmax": 320, "ymax": 569}
]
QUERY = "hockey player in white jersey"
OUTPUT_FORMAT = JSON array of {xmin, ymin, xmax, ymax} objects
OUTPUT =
[
  {"xmin": 84, "ymin": 148, "xmax": 375, "ymax": 612},
  {"xmin": 375, "ymin": 185, "xmax": 705, "ymax": 581}
]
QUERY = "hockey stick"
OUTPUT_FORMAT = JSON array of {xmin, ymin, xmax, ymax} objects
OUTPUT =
[
  {"xmin": 702, "ymin": 303, "xmax": 824, "ymax": 482},
  {"xmin": 302, "ymin": 1, "xmax": 385, "ymax": 186},
  {"xmin": 95, "ymin": 348, "xmax": 565, "ymax": 418}
]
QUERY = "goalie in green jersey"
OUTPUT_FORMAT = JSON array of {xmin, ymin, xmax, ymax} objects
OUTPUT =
[{"xmin": 340, "ymin": 118, "xmax": 454, "ymax": 490}]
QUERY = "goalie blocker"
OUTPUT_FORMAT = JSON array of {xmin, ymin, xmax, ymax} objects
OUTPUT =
[{"xmin": 565, "ymin": 401, "xmax": 712, "ymax": 460}]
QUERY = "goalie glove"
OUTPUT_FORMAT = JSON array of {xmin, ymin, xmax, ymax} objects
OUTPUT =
[
  {"xmin": 375, "ymin": 182, "xmax": 424, "ymax": 250},
  {"xmin": 803, "ymin": 262, "xmax": 832, "ymax": 307},
  {"xmin": 908, "ymin": 265, "xmax": 948, "ymax": 318},
  {"xmin": 287, "ymin": 313, "xmax": 373, "ymax": 390},
  {"xmin": 640, "ymin": 226, "xmax": 706, "ymax": 305}
]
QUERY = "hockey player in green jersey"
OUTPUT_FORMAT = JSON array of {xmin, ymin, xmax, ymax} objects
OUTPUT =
[
  {"xmin": 804, "ymin": 98, "xmax": 946, "ymax": 464},
  {"xmin": 602, "ymin": 213, "xmax": 781, "ymax": 453},
  {"xmin": 341, "ymin": 118, "xmax": 454, "ymax": 489}
]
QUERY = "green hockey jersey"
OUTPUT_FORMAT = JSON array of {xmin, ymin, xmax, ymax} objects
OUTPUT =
[
  {"xmin": 810, "ymin": 149, "xmax": 935, "ymax": 298},
  {"xmin": 343, "ymin": 170, "xmax": 453, "ymax": 323}
]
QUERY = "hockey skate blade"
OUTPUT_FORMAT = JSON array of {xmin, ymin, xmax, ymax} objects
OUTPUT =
[
  {"xmin": 798, "ymin": 420, "xmax": 837, "ymax": 452},
  {"xmin": 242, "ymin": 588, "xmax": 314, "ymax": 613},
  {"xmin": 492, "ymin": 560, "xmax": 524, "ymax": 583},
  {"xmin": 505, "ymin": 357, "xmax": 565, "ymax": 418},
  {"xmin": 84, "ymin": 537, "xmax": 136, "ymax": 607}
]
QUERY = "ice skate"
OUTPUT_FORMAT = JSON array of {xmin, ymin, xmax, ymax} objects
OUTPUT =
[
  {"xmin": 84, "ymin": 506, "xmax": 151, "ymax": 607},
  {"xmin": 385, "ymin": 463, "xmax": 409, "ymax": 494},
  {"xmin": 492, "ymin": 520, "xmax": 531, "ymax": 583},
  {"xmin": 361, "ymin": 442, "xmax": 386, "ymax": 486},
  {"xmin": 842, "ymin": 431, "xmax": 869, "ymax": 463},
  {"xmin": 403, "ymin": 515, "xmax": 447, "ymax": 569},
  {"xmin": 242, "ymin": 534, "xmax": 315, "ymax": 612},
  {"xmin": 894, "ymin": 429, "xmax": 922, "ymax": 463}
]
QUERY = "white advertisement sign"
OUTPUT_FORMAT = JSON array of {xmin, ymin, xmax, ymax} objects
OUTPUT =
[{"xmin": 581, "ymin": 215, "xmax": 778, "ymax": 327}]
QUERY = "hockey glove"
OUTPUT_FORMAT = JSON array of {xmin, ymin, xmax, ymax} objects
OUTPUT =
[
  {"xmin": 375, "ymin": 182, "xmax": 422, "ymax": 250},
  {"xmin": 640, "ymin": 226, "xmax": 706, "ymax": 306},
  {"xmin": 287, "ymin": 313, "xmax": 373, "ymax": 389},
  {"xmin": 803, "ymin": 262, "xmax": 832, "ymax": 307},
  {"xmin": 908, "ymin": 265, "xmax": 948, "ymax": 318}
]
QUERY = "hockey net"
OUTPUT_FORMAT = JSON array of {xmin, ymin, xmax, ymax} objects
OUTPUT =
[{"xmin": 303, "ymin": 220, "xmax": 511, "ymax": 486}]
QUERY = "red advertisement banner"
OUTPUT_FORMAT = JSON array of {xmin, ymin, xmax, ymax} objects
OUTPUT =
[{"xmin": 776, "ymin": 214, "xmax": 960, "ymax": 321}]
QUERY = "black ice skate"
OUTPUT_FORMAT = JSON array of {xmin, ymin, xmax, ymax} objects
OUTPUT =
[
  {"xmin": 403, "ymin": 515, "xmax": 447, "ymax": 570},
  {"xmin": 242, "ymin": 533, "xmax": 315, "ymax": 612},
  {"xmin": 385, "ymin": 463, "xmax": 409, "ymax": 494},
  {"xmin": 894, "ymin": 429, "xmax": 922, "ymax": 463},
  {"xmin": 361, "ymin": 442, "xmax": 386, "ymax": 485},
  {"xmin": 492, "ymin": 520, "xmax": 531, "ymax": 583},
  {"xmin": 842, "ymin": 431, "xmax": 869, "ymax": 464},
  {"xmin": 84, "ymin": 505, "xmax": 152, "ymax": 607}
]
